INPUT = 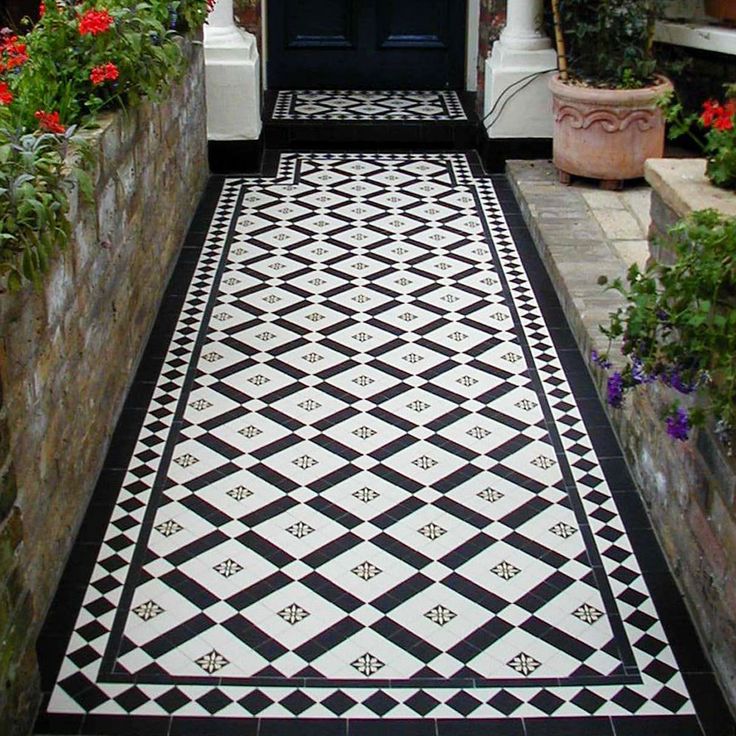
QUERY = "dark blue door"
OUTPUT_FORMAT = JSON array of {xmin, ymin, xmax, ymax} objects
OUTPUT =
[{"xmin": 268, "ymin": 0, "xmax": 467, "ymax": 89}]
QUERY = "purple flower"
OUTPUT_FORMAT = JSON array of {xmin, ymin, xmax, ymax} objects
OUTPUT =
[
  {"xmin": 666, "ymin": 407, "xmax": 690, "ymax": 441},
  {"xmin": 661, "ymin": 369, "xmax": 695, "ymax": 395},
  {"xmin": 591, "ymin": 350, "xmax": 612, "ymax": 370},
  {"xmin": 607, "ymin": 372, "xmax": 625, "ymax": 408},
  {"xmin": 631, "ymin": 358, "xmax": 654, "ymax": 385}
]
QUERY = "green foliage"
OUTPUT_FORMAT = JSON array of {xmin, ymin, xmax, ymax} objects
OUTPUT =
[
  {"xmin": 0, "ymin": 123, "xmax": 72, "ymax": 291},
  {"xmin": 598, "ymin": 209, "xmax": 736, "ymax": 438},
  {"xmin": 558, "ymin": 0, "xmax": 664, "ymax": 88}
]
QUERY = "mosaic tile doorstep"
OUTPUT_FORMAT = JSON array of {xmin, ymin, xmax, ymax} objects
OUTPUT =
[
  {"xmin": 271, "ymin": 90, "xmax": 468, "ymax": 121},
  {"xmin": 40, "ymin": 153, "xmax": 708, "ymax": 734}
]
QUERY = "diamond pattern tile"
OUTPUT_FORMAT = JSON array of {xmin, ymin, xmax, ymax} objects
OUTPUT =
[
  {"xmin": 272, "ymin": 90, "xmax": 467, "ymax": 121},
  {"xmin": 41, "ymin": 154, "xmax": 701, "ymax": 733}
]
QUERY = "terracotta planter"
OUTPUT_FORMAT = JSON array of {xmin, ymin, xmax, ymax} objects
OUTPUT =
[
  {"xmin": 549, "ymin": 74, "xmax": 673, "ymax": 183},
  {"xmin": 705, "ymin": 0, "xmax": 736, "ymax": 21}
]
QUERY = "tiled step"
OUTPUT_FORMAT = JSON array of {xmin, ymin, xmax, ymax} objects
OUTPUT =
[{"xmin": 263, "ymin": 89, "xmax": 480, "ymax": 149}]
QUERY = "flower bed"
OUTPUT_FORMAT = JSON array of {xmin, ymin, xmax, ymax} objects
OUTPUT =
[{"xmin": 0, "ymin": 0, "xmax": 212, "ymax": 291}]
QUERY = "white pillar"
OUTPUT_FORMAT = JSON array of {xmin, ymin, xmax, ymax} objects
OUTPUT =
[
  {"xmin": 484, "ymin": 0, "xmax": 557, "ymax": 138},
  {"xmin": 500, "ymin": 0, "xmax": 551, "ymax": 50},
  {"xmin": 204, "ymin": 0, "xmax": 262, "ymax": 141}
]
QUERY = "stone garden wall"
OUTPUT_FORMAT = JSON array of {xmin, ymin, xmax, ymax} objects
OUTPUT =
[
  {"xmin": 0, "ymin": 38, "xmax": 208, "ymax": 736},
  {"xmin": 642, "ymin": 159, "xmax": 736, "ymax": 710}
]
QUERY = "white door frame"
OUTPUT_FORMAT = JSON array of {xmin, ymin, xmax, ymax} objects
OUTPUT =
[{"xmin": 260, "ymin": 0, "xmax": 481, "ymax": 91}]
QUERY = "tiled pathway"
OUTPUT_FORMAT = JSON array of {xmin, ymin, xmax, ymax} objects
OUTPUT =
[{"xmin": 37, "ymin": 153, "xmax": 722, "ymax": 735}]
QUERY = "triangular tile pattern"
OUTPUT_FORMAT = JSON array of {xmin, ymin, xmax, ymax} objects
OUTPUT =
[
  {"xmin": 272, "ymin": 90, "xmax": 468, "ymax": 121},
  {"xmin": 45, "ymin": 153, "xmax": 694, "ymax": 726}
]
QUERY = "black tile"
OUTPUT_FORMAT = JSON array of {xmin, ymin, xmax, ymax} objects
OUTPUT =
[
  {"xmin": 612, "ymin": 715, "xmax": 703, "ymax": 736},
  {"xmin": 684, "ymin": 673, "xmax": 736, "ymax": 736},
  {"xmin": 103, "ymin": 408, "xmax": 148, "ymax": 468},
  {"xmin": 169, "ymin": 716, "xmax": 259, "ymax": 736},
  {"xmin": 83, "ymin": 714, "xmax": 170, "ymax": 735},
  {"xmin": 597, "ymin": 457, "xmax": 636, "ymax": 490},
  {"xmin": 611, "ymin": 492, "xmax": 652, "ymax": 530},
  {"xmin": 33, "ymin": 708, "xmax": 85, "ymax": 735},
  {"xmin": 439, "ymin": 718, "xmax": 524, "ymax": 735},
  {"xmin": 260, "ymin": 718, "xmax": 347, "ymax": 736},
  {"xmin": 349, "ymin": 719, "xmax": 436, "ymax": 736},
  {"xmin": 525, "ymin": 716, "xmax": 614, "ymax": 736}
]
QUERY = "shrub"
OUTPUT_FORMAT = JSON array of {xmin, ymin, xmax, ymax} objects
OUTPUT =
[{"xmin": 596, "ymin": 209, "xmax": 736, "ymax": 444}]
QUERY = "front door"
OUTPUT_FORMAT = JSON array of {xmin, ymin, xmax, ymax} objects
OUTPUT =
[{"xmin": 268, "ymin": 0, "xmax": 467, "ymax": 89}]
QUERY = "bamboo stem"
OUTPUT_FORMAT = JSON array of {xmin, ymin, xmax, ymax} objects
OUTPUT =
[{"xmin": 550, "ymin": 0, "xmax": 568, "ymax": 81}]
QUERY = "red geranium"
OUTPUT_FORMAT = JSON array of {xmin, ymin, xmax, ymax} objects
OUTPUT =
[
  {"xmin": 39, "ymin": 2, "xmax": 45, "ymax": 17},
  {"xmin": 701, "ymin": 99, "xmax": 736, "ymax": 131},
  {"xmin": 90, "ymin": 61, "xmax": 119, "ymax": 85},
  {"xmin": 79, "ymin": 9, "xmax": 114, "ymax": 35},
  {"xmin": 35, "ymin": 110, "xmax": 65, "ymax": 134},
  {"xmin": 0, "ymin": 35, "xmax": 29, "ymax": 73},
  {"xmin": 0, "ymin": 82, "xmax": 12, "ymax": 106}
]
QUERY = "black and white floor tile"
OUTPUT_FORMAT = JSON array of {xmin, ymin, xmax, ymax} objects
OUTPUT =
[
  {"xmin": 271, "ymin": 91, "xmax": 468, "ymax": 121},
  {"xmin": 39, "ymin": 152, "xmax": 717, "ymax": 734}
]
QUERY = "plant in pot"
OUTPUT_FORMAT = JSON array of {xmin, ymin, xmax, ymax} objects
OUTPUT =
[{"xmin": 550, "ymin": 0, "xmax": 672, "ymax": 188}]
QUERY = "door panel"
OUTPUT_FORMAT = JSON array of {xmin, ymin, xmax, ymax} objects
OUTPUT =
[
  {"xmin": 376, "ymin": 0, "xmax": 449, "ymax": 49},
  {"xmin": 285, "ymin": 0, "xmax": 356, "ymax": 48},
  {"xmin": 269, "ymin": 0, "xmax": 466, "ymax": 90}
]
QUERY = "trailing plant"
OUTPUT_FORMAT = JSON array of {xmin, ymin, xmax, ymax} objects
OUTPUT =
[
  {"xmin": 595, "ymin": 209, "xmax": 736, "ymax": 444},
  {"xmin": 661, "ymin": 84, "xmax": 736, "ymax": 190},
  {"xmin": 558, "ymin": 0, "xmax": 665, "ymax": 88}
]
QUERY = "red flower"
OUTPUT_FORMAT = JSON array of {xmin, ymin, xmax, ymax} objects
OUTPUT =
[
  {"xmin": 703, "ymin": 98, "xmax": 736, "ymax": 131},
  {"xmin": 78, "ymin": 9, "xmax": 113, "ymax": 35},
  {"xmin": 90, "ymin": 61, "xmax": 119, "ymax": 85},
  {"xmin": 701, "ymin": 99, "xmax": 721, "ymax": 128},
  {"xmin": 0, "ymin": 35, "xmax": 29, "ymax": 72},
  {"xmin": 0, "ymin": 82, "xmax": 12, "ymax": 105},
  {"xmin": 39, "ymin": 2, "xmax": 45, "ymax": 17},
  {"xmin": 714, "ymin": 113, "xmax": 734, "ymax": 132},
  {"xmin": 34, "ymin": 110, "xmax": 65, "ymax": 134}
]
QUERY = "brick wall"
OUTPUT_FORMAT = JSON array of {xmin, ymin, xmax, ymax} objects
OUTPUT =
[{"xmin": 0, "ymin": 38, "xmax": 208, "ymax": 736}]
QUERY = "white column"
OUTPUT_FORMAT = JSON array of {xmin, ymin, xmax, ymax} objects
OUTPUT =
[
  {"xmin": 500, "ymin": 0, "xmax": 551, "ymax": 50},
  {"xmin": 204, "ymin": 0, "xmax": 262, "ymax": 141},
  {"xmin": 484, "ymin": 0, "xmax": 557, "ymax": 138}
]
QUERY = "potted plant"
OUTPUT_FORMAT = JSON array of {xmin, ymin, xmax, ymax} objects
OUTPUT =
[{"xmin": 550, "ymin": 0, "xmax": 672, "ymax": 188}]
